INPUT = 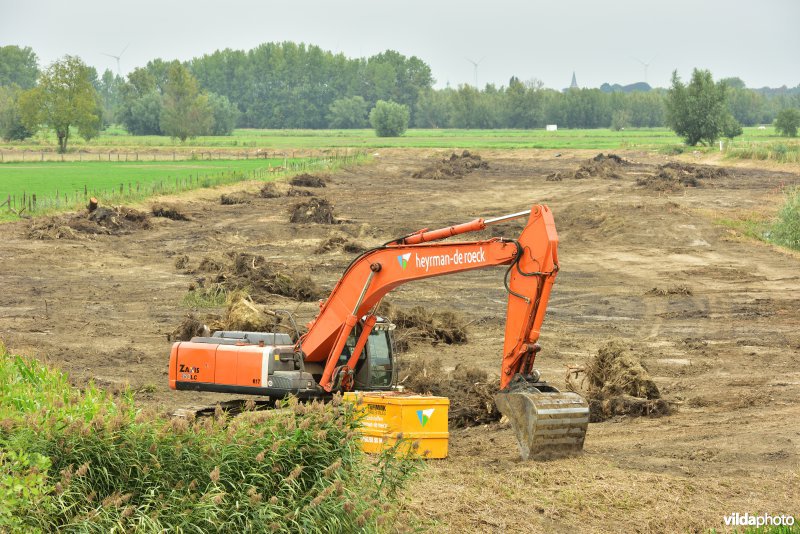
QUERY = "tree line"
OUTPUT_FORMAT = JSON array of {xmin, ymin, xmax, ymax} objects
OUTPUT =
[{"xmin": 1, "ymin": 43, "xmax": 799, "ymax": 150}]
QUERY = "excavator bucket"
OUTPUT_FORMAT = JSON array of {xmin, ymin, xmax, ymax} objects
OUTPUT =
[{"xmin": 495, "ymin": 387, "xmax": 589, "ymax": 460}]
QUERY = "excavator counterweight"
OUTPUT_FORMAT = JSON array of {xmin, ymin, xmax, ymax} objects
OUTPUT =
[{"xmin": 169, "ymin": 204, "xmax": 589, "ymax": 459}]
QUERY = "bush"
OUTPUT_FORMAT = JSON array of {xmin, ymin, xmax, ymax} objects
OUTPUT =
[
  {"xmin": 770, "ymin": 187, "xmax": 800, "ymax": 250},
  {"xmin": 369, "ymin": 100, "xmax": 410, "ymax": 137},
  {"xmin": 0, "ymin": 350, "xmax": 420, "ymax": 532},
  {"xmin": 774, "ymin": 108, "xmax": 800, "ymax": 137}
]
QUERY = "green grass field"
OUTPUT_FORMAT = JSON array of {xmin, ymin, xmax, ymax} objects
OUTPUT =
[
  {"xmin": 0, "ymin": 154, "xmax": 361, "ymax": 220},
  {"xmin": 0, "ymin": 158, "xmax": 286, "ymax": 200},
  {"xmin": 3, "ymin": 126, "xmax": 793, "ymax": 151}
]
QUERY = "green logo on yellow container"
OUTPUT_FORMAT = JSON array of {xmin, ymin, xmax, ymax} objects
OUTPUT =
[{"xmin": 416, "ymin": 408, "xmax": 435, "ymax": 427}]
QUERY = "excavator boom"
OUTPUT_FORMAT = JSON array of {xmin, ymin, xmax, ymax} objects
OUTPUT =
[
  {"xmin": 297, "ymin": 204, "xmax": 588, "ymax": 458},
  {"xmin": 299, "ymin": 205, "xmax": 559, "ymax": 391}
]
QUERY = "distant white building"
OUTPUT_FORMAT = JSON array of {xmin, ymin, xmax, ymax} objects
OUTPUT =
[{"xmin": 546, "ymin": 124, "xmax": 558, "ymax": 131}]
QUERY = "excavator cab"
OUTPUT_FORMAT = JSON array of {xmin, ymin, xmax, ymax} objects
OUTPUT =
[{"xmin": 340, "ymin": 319, "xmax": 395, "ymax": 390}]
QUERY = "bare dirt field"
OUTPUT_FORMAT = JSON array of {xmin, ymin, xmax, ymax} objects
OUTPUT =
[{"xmin": 1, "ymin": 149, "xmax": 799, "ymax": 532}]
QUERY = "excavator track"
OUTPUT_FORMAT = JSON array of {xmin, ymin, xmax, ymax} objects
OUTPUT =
[
  {"xmin": 170, "ymin": 398, "xmax": 275, "ymax": 419},
  {"xmin": 495, "ymin": 381, "xmax": 589, "ymax": 459}
]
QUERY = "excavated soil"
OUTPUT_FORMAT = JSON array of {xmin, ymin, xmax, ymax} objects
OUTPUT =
[
  {"xmin": 400, "ymin": 358, "xmax": 500, "ymax": 428},
  {"xmin": 259, "ymin": 183, "xmax": 283, "ymax": 198},
  {"xmin": 151, "ymin": 203, "xmax": 190, "ymax": 221},
  {"xmin": 27, "ymin": 206, "xmax": 150, "ymax": 239},
  {"xmin": 289, "ymin": 173, "xmax": 327, "ymax": 188},
  {"xmin": 189, "ymin": 251, "xmax": 323, "ymax": 302},
  {"xmin": 219, "ymin": 191, "xmax": 251, "ymax": 205},
  {"xmin": 412, "ymin": 150, "xmax": 489, "ymax": 179},
  {"xmin": 2, "ymin": 150, "xmax": 799, "ymax": 533},
  {"xmin": 378, "ymin": 301, "xmax": 468, "ymax": 352},
  {"xmin": 568, "ymin": 340, "xmax": 672, "ymax": 422},
  {"xmin": 290, "ymin": 198, "xmax": 337, "ymax": 224},
  {"xmin": 636, "ymin": 161, "xmax": 733, "ymax": 191},
  {"xmin": 547, "ymin": 152, "xmax": 630, "ymax": 181},
  {"xmin": 314, "ymin": 236, "xmax": 366, "ymax": 255}
]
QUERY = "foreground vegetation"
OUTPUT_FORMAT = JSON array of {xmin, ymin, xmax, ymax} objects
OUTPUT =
[
  {"xmin": 718, "ymin": 187, "xmax": 800, "ymax": 252},
  {"xmin": 0, "ymin": 345, "xmax": 419, "ymax": 532}
]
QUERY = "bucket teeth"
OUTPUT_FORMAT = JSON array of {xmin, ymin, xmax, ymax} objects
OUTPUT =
[{"xmin": 495, "ymin": 389, "xmax": 589, "ymax": 460}]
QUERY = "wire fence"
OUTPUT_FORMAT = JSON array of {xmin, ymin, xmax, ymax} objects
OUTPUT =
[
  {"xmin": 1, "ymin": 151, "xmax": 368, "ymax": 218},
  {"xmin": 0, "ymin": 148, "xmax": 364, "ymax": 163}
]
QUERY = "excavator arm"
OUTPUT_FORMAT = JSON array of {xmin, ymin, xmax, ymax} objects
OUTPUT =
[{"xmin": 298, "ymin": 204, "xmax": 559, "ymax": 392}]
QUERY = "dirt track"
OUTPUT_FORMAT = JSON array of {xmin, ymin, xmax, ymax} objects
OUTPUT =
[{"xmin": 1, "ymin": 149, "xmax": 799, "ymax": 532}]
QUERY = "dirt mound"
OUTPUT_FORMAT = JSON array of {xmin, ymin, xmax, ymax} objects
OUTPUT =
[
  {"xmin": 27, "ymin": 206, "xmax": 151, "ymax": 240},
  {"xmin": 378, "ymin": 302, "xmax": 468, "ymax": 351},
  {"xmin": 314, "ymin": 236, "xmax": 367, "ymax": 255},
  {"xmin": 225, "ymin": 290, "xmax": 278, "ymax": 331},
  {"xmin": 197, "ymin": 257, "xmax": 224, "ymax": 273},
  {"xmin": 660, "ymin": 162, "xmax": 729, "ymax": 180},
  {"xmin": 289, "ymin": 173, "xmax": 327, "ymax": 188},
  {"xmin": 194, "ymin": 252, "xmax": 324, "ymax": 302},
  {"xmin": 400, "ymin": 358, "xmax": 500, "ymax": 428},
  {"xmin": 287, "ymin": 187, "xmax": 315, "ymax": 197},
  {"xmin": 636, "ymin": 162, "xmax": 729, "ymax": 192},
  {"xmin": 412, "ymin": 150, "xmax": 489, "ymax": 179},
  {"xmin": 259, "ymin": 183, "xmax": 284, "ymax": 198},
  {"xmin": 290, "ymin": 198, "xmax": 337, "ymax": 224},
  {"xmin": 571, "ymin": 153, "xmax": 629, "ymax": 179},
  {"xmin": 635, "ymin": 172, "xmax": 695, "ymax": 191},
  {"xmin": 169, "ymin": 314, "xmax": 210, "ymax": 342},
  {"xmin": 174, "ymin": 255, "xmax": 190, "ymax": 270},
  {"xmin": 151, "ymin": 203, "xmax": 189, "ymax": 221},
  {"xmin": 220, "ymin": 192, "xmax": 251, "ymax": 205},
  {"xmin": 568, "ymin": 340, "xmax": 671, "ymax": 422},
  {"xmin": 646, "ymin": 286, "xmax": 693, "ymax": 296}
]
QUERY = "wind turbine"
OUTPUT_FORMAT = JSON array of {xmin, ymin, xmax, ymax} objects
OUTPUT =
[
  {"xmin": 103, "ymin": 43, "xmax": 130, "ymax": 77},
  {"xmin": 465, "ymin": 56, "xmax": 485, "ymax": 88},
  {"xmin": 632, "ymin": 54, "xmax": 657, "ymax": 85}
]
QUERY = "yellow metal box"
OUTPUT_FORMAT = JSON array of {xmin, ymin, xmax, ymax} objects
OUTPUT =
[{"xmin": 343, "ymin": 392, "xmax": 449, "ymax": 459}]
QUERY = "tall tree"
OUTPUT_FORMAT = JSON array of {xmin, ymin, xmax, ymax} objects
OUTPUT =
[
  {"xmin": 665, "ymin": 69, "xmax": 740, "ymax": 146},
  {"xmin": 0, "ymin": 85, "xmax": 33, "ymax": 140},
  {"xmin": 160, "ymin": 62, "xmax": 212, "ymax": 141},
  {"xmin": 774, "ymin": 108, "xmax": 800, "ymax": 137},
  {"xmin": 0, "ymin": 45, "xmax": 39, "ymax": 89},
  {"xmin": 19, "ymin": 56, "xmax": 101, "ymax": 152}
]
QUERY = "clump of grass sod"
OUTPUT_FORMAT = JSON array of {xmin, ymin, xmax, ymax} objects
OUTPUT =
[{"xmin": 0, "ymin": 347, "xmax": 420, "ymax": 532}]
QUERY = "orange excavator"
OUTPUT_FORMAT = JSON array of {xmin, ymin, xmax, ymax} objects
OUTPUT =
[{"xmin": 169, "ymin": 204, "xmax": 589, "ymax": 458}]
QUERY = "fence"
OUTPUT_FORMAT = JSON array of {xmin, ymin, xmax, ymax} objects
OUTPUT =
[
  {"xmin": 0, "ymin": 148, "xmax": 363, "ymax": 163},
  {"xmin": 1, "ymin": 151, "xmax": 368, "ymax": 217}
]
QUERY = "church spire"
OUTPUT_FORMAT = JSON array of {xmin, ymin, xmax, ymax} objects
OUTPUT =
[{"xmin": 570, "ymin": 71, "xmax": 578, "ymax": 89}]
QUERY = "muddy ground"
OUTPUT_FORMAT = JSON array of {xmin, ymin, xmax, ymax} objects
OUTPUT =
[{"xmin": 1, "ymin": 149, "xmax": 799, "ymax": 532}]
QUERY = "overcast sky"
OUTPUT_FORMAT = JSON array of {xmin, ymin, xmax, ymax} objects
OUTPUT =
[{"xmin": 2, "ymin": 0, "xmax": 798, "ymax": 90}]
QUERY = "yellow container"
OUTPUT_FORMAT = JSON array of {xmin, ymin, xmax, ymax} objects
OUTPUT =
[{"xmin": 343, "ymin": 392, "xmax": 449, "ymax": 459}]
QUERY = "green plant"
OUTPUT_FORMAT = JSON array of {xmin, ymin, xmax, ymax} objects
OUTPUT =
[
  {"xmin": 665, "ymin": 69, "xmax": 734, "ymax": 146},
  {"xmin": 182, "ymin": 284, "xmax": 227, "ymax": 308},
  {"xmin": 369, "ymin": 100, "xmax": 410, "ymax": 137},
  {"xmin": 774, "ymin": 108, "xmax": 800, "ymax": 137},
  {"xmin": 770, "ymin": 187, "xmax": 800, "ymax": 250},
  {"xmin": 0, "ymin": 450, "xmax": 52, "ymax": 532},
  {"xmin": 0, "ymin": 350, "xmax": 420, "ymax": 532}
]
